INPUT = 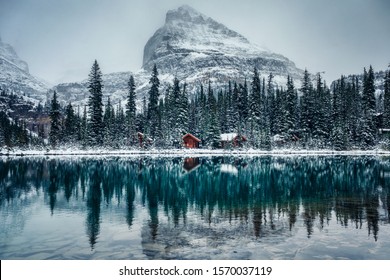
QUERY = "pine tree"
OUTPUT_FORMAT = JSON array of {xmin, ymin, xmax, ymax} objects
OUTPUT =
[
  {"xmin": 313, "ymin": 73, "xmax": 331, "ymax": 146},
  {"xmin": 103, "ymin": 97, "xmax": 114, "ymax": 145},
  {"xmin": 64, "ymin": 102, "xmax": 76, "ymax": 145},
  {"xmin": 206, "ymin": 81, "xmax": 220, "ymax": 148},
  {"xmin": 362, "ymin": 66, "xmax": 376, "ymax": 115},
  {"xmin": 126, "ymin": 75, "xmax": 137, "ymax": 145},
  {"xmin": 300, "ymin": 69, "xmax": 314, "ymax": 142},
  {"xmin": 331, "ymin": 77, "xmax": 349, "ymax": 150},
  {"xmin": 188, "ymin": 98, "xmax": 197, "ymax": 135},
  {"xmin": 49, "ymin": 91, "xmax": 61, "ymax": 148},
  {"xmin": 0, "ymin": 113, "xmax": 6, "ymax": 147},
  {"xmin": 178, "ymin": 82, "xmax": 189, "ymax": 134},
  {"xmin": 383, "ymin": 69, "xmax": 390, "ymax": 129},
  {"xmin": 87, "ymin": 60, "xmax": 104, "ymax": 146},
  {"xmin": 80, "ymin": 106, "xmax": 88, "ymax": 147},
  {"xmin": 115, "ymin": 102, "xmax": 126, "ymax": 147},
  {"xmin": 249, "ymin": 67, "xmax": 262, "ymax": 147},
  {"xmin": 171, "ymin": 77, "xmax": 182, "ymax": 140},
  {"xmin": 361, "ymin": 66, "xmax": 376, "ymax": 148},
  {"xmin": 146, "ymin": 64, "xmax": 160, "ymax": 141},
  {"xmin": 273, "ymin": 86, "xmax": 284, "ymax": 135},
  {"xmin": 198, "ymin": 84, "xmax": 207, "ymax": 143},
  {"xmin": 284, "ymin": 76, "xmax": 297, "ymax": 135},
  {"xmin": 225, "ymin": 81, "xmax": 235, "ymax": 132}
]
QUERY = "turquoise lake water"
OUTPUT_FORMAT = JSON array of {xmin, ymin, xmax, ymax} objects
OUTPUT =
[{"xmin": 1, "ymin": 155, "xmax": 390, "ymax": 259}]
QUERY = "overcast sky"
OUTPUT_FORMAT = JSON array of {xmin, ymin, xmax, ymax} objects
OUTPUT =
[{"xmin": 0, "ymin": 0, "xmax": 389, "ymax": 85}]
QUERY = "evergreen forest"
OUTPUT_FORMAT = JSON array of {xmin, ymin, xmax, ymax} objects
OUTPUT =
[{"xmin": 1, "ymin": 60, "xmax": 390, "ymax": 151}]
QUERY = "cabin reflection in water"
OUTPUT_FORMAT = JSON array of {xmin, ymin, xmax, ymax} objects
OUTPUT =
[{"xmin": 183, "ymin": 157, "xmax": 200, "ymax": 173}]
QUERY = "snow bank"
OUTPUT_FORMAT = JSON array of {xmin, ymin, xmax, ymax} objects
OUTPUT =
[{"xmin": 2, "ymin": 147, "xmax": 390, "ymax": 157}]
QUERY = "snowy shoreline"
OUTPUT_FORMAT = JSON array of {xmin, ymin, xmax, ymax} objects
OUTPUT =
[{"xmin": 1, "ymin": 148, "xmax": 390, "ymax": 157}]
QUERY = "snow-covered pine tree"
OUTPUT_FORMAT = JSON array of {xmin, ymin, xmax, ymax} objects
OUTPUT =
[
  {"xmin": 74, "ymin": 106, "xmax": 82, "ymax": 143},
  {"xmin": 242, "ymin": 79, "xmax": 249, "ymax": 131},
  {"xmin": 231, "ymin": 82, "xmax": 240, "ymax": 133},
  {"xmin": 146, "ymin": 64, "xmax": 160, "ymax": 142},
  {"xmin": 361, "ymin": 66, "xmax": 376, "ymax": 148},
  {"xmin": 169, "ymin": 77, "xmax": 182, "ymax": 142},
  {"xmin": 206, "ymin": 81, "xmax": 220, "ymax": 148},
  {"xmin": 273, "ymin": 86, "xmax": 284, "ymax": 135},
  {"xmin": 87, "ymin": 60, "xmax": 104, "ymax": 146},
  {"xmin": 64, "ymin": 102, "xmax": 76, "ymax": 145},
  {"xmin": 313, "ymin": 73, "xmax": 331, "ymax": 147},
  {"xmin": 383, "ymin": 69, "xmax": 390, "ymax": 129},
  {"xmin": 103, "ymin": 97, "xmax": 114, "ymax": 146},
  {"xmin": 126, "ymin": 75, "xmax": 137, "ymax": 145},
  {"xmin": 300, "ymin": 69, "xmax": 314, "ymax": 143},
  {"xmin": 178, "ymin": 82, "xmax": 189, "ymax": 135},
  {"xmin": 331, "ymin": 77, "xmax": 349, "ymax": 150},
  {"xmin": 249, "ymin": 67, "xmax": 261, "ymax": 147},
  {"xmin": 225, "ymin": 81, "xmax": 235, "ymax": 133},
  {"xmin": 188, "ymin": 97, "xmax": 197, "ymax": 136},
  {"xmin": 217, "ymin": 89, "xmax": 227, "ymax": 133},
  {"xmin": 0, "ymin": 112, "xmax": 5, "ymax": 147},
  {"xmin": 284, "ymin": 76, "xmax": 297, "ymax": 135},
  {"xmin": 115, "ymin": 102, "xmax": 126, "ymax": 147},
  {"xmin": 49, "ymin": 91, "xmax": 61, "ymax": 148},
  {"xmin": 237, "ymin": 82, "xmax": 249, "ymax": 136}
]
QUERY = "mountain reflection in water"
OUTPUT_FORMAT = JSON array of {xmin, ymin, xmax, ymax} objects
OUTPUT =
[{"xmin": 1, "ymin": 156, "xmax": 390, "ymax": 259}]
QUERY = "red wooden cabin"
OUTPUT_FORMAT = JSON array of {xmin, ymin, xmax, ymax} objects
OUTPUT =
[{"xmin": 182, "ymin": 133, "xmax": 201, "ymax": 148}]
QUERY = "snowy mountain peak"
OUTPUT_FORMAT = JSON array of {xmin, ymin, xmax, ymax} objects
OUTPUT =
[
  {"xmin": 57, "ymin": 5, "xmax": 306, "ymax": 107},
  {"xmin": 143, "ymin": 5, "xmax": 303, "ymax": 87},
  {"xmin": 164, "ymin": 5, "xmax": 248, "ymax": 43},
  {"xmin": 0, "ymin": 38, "xmax": 29, "ymax": 73},
  {"xmin": 165, "ymin": 5, "xmax": 207, "ymax": 24},
  {"xmin": 0, "ymin": 38, "xmax": 48, "ymax": 100}
]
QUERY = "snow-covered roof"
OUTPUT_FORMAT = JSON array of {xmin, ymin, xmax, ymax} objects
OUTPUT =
[
  {"xmin": 220, "ymin": 133, "xmax": 237, "ymax": 141},
  {"xmin": 273, "ymin": 134, "xmax": 284, "ymax": 141}
]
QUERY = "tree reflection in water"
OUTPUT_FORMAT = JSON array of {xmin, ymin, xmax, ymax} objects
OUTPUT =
[{"xmin": 1, "ymin": 156, "xmax": 390, "ymax": 251}]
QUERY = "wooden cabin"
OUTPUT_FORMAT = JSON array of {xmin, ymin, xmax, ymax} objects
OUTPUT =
[
  {"xmin": 182, "ymin": 133, "xmax": 201, "ymax": 148},
  {"xmin": 137, "ymin": 132, "xmax": 152, "ymax": 148},
  {"xmin": 220, "ymin": 133, "xmax": 247, "ymax": 148}
]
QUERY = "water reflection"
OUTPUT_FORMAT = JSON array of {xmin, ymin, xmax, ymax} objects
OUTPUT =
[{"xmin": 1, "ymin": 156, "xmax": 390, "ymax": 259}]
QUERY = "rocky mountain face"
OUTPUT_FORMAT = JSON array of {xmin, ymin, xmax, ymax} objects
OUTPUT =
[
  {"xmin": 53, "ymin": 5, "xmax": 305, "ymax": 108},
  {"xmin": 0, "ymin": 37, "xmax": 49, "ymax": 102},
  {"xmin": 143, "ymin": 5, "xmax": 303, "ymax": 84}
]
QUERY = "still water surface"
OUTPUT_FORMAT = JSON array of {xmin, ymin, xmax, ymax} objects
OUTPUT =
[{"xmin": 1, "ymin": 156, "xmax": 390, "ymax": 259}]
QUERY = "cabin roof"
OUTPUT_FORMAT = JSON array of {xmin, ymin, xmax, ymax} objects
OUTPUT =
[
  {"xmin": 220, "ymin": 133, "xmax": 237, "ymax": 141},
  {"xmin": 220, "ymin": 133, "xmax": 247, "ymax": 141},
  {"xmin": 182, "ymin": 133, "xmax": 201, "ymax": 142}
]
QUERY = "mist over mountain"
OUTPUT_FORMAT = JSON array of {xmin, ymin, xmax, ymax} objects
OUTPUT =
[{"xmin": 0, "ymin": 36, "xmax": 49, "ymax": 101}]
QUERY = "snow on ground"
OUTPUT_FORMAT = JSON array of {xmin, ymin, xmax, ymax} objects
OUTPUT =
[{"xmin": 1, "ymin": 148, "xmax": 390, "ymax": 157}]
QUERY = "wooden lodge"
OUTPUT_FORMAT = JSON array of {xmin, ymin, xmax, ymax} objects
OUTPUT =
[
  {"xmin": 182, "ymin": 133, "xmax": 201, "ymax": 148},
  {"xmin": 137, "ymin": 132, "xmax": 152, "ymax": 148},
  {"xmin": 220, "ymin": 133, "xmax": 247, "ymax": 148}
]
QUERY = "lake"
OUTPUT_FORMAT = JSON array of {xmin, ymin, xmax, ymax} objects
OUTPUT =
[{"xmin": 1, "ymin": 155, "xmax": 390, "ymax": 260}]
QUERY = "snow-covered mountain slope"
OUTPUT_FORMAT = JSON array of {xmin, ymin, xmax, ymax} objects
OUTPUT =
[
  {"xmin": 55, "ymin": 5, "xmax": 305, "ymax": 107},
  {"xmin": 143, "ymin": 5, "xmax": 303, "ymax": 84},
  {"xmin": 330, "ymin": 70, "xmax": 387, "ymax": 97},
  {"xmin": 0, "ymin": 37, "xmax": 49, "ymax": 101}
]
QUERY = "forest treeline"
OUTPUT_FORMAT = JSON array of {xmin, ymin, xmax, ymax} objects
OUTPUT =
[{"xmin": 1, "ymin": 60, "xmax": 390, "ymax": 150}]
